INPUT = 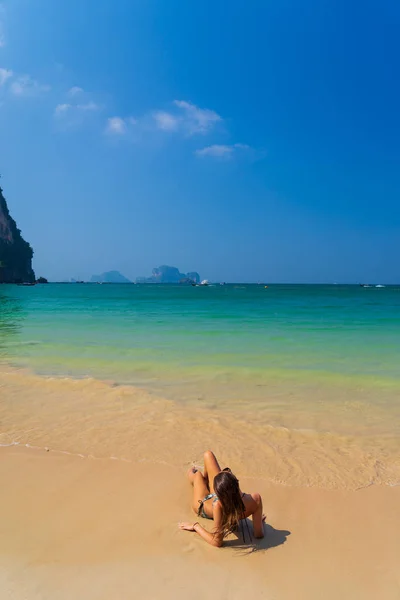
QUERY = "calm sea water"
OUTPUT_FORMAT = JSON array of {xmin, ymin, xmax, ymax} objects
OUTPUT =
[
  {"xmin": 1, "ymin": 283, "xmax": 400, "ymax": 413},
  {"xmin": 1, "ymin": 283, "xmax": 400, "ymax": 384},
  {"xmin": 1, "ymin": 283, "xmax": 400, "ymax": 487}
]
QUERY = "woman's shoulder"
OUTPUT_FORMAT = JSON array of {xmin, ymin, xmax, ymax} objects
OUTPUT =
[
  {"xmin": 251, "ymin": 491, "xmax": 262, "ymax": 503},
  {"xmin": 243, "ymin": 491, "xmax": 262, "ymax": 510}
]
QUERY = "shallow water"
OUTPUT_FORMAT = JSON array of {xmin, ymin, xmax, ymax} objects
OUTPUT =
[{"xmin": 1, "ymin": 283, "xmax": 400, "ymax": 488}]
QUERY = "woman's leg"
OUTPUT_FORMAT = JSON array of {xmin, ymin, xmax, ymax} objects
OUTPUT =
[
  {"xmin": 187, "ymin": 467, "xmax": 210, "ymax": 514},
  {"xmin": 203, "ymin": 450, "xmax": 222, "ymax": 493}
]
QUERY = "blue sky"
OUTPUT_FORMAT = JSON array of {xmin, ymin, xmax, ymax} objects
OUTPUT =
[{"xmin": 0, "ymin": 0, "xmax": 399, "ymax": 283}]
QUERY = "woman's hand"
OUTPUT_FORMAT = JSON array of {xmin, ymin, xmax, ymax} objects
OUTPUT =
[
  {"xmin": 178, "ymin": 520, "xmax": 222, "ymax": 547},
  {"xmin": 178, "ymin": 522, "xmax": 198, "ymax": 532}
]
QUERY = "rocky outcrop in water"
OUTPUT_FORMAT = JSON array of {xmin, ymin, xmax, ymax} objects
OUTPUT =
[
  {"xmin": 90, "ymin": 271, "xmax": 132, "ymax": 283},
  {"xmin": 136, "ymin": 265, "xmax": 200, "ymax": 284},
  {"xmin": 0, "ymin": 184, "xmax": 35, "ymax": 283}
]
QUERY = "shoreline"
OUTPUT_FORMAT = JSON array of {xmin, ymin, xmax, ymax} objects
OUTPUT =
[
  {"xmin": 1, "ymin": 445, "xmax": 399, "ymax": 599},
  {"xmin": 1, "ymin": 364, "xmax": 400, "ymax": 490}
]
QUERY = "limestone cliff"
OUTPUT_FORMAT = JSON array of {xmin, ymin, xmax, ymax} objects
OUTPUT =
[{"xmin": 0, "ymin": 184, "xmax": 35, "ymax": 283}]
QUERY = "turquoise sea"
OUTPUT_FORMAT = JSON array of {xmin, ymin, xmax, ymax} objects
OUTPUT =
[
  {"xmin": 2, "ymin": 283, "xmax": 400, "ymax": 384},
  {"xmin": 1, "ymin": 283, "xmax": 400, "ymax": 488}
]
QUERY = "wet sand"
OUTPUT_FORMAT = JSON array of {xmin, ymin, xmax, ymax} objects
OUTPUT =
[
  {"xmin": 1, "ymin": 366, "xmax": 400, "ymax": 490},
  {"xmin": 1, "ymin": 445, "xmax": 399, "ymax": 600}
]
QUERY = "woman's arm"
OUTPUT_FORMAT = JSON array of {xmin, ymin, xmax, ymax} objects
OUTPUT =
[
  {"xmin": 179, "ymin": 502, "xmax": 224, "ymax": 547},
  {"xmin": 251, "ymin": 492, "xmax": 265, "ymax": 539},
  {"xmin": 178, "ymin": 521, "xmax": 223, "ymax": 547}
]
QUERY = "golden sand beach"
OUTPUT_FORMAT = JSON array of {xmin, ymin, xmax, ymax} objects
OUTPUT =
[
  {"xmin": 1, "ymin": 446, "xmax": 399, "ymax": 600},
  {"xmin": 1, "ymin": 366, "xmax": 400, "ymax": 599}
]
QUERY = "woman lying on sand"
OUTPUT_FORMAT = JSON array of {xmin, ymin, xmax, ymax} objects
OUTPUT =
[{"xmin": 179, "ymin": 450, "xmax": 265, "ymax": 547}]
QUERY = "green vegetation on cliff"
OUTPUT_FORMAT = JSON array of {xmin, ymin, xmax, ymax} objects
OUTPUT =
[{"xmin": 0, "ymin": 184, "xmax": 35, "ymax": 283}]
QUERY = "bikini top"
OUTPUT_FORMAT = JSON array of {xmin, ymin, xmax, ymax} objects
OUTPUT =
[{"xmin": 197, "ymin": 492, "xmax": 219, "ymax": 517}]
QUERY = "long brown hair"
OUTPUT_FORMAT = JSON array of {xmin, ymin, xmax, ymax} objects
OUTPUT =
[{"xmin": 213, "ymin": 470, "xmax": 245, "ymax": 539}]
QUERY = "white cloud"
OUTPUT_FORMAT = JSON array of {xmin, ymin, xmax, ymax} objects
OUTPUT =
[
  {"xmin": 78, "ymin": 101, "xmax": 99, "ymax": 111},
  {"xmin": 104, "ymin": 100, "xmax": 229, "ymax": 149},
  {"xmin": 10, "ymin": 75, "xmax": 50, "ymax": 96},
  {"xmin": 195, "ymin": 145, "xmax": 233, "ymax": 158},
  {"xmin": 106, "ymin": 116, "xmax": 127, "ymax": 134},
  {"xmin": 174, "ymin": 100, "xmax": 221, "ymax": 134},
  {"xmin": 53, "ymin": 97, "xmax": 102, "ymax": 132},
  {"xmin": 195, "ymin": 143, "xmax": 251, "ymax": 158},
  {"xmin": 105, "ymin": 116, "xmax": 136, "ymax": 135},
  {"xmin": 152, "ymin": 101, "xmax": 221, "ymax": 135},
  {"xmin": 54, "ymin": 103, "xmax": 71, "ymax": 115},
  {"xmin": 55, "ymin": 101, "xmax": 99, "ymax": 117},
  {"xmin": 0, "ymin": 67, "xmax": 12, "ymax": 85},
  {"xmin": 153, "ymin": 110, "xmax": 179, "ymax": 131},
  {"xmin": 68, "ymin": 86, "xmax": 84, "ymax": 96}
]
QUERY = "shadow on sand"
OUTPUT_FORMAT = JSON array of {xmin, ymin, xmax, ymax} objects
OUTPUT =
[{"xmin": 224, "ymin": 521, "xmax": 291, "ymax": 555}]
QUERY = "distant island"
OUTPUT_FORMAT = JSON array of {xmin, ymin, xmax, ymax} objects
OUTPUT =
[
  {"xmin": 90, "ymin": 270, "xmax": 132, "ymax": 284},
  {"xmin": 0, "ymin": 184, "xmax": 201, "ymax": 288},
  {"xmin": 136, "ymin": 265, "xmax": 200, "ymax": 284},
  {"xmin": 0, "ymin": 183, "xmax": 35, "ymax": 283}
]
